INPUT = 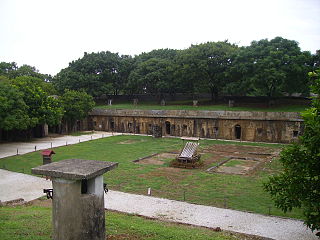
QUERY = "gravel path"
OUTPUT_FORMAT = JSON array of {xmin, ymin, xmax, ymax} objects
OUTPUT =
[
  {"xmin": 0, "ymin": 169, "xmax": 52, "ymax": 202},
  {"xmin": 0, "ymin": 133, "xmax": 318, "ymax": 239},
  {"xmin": 105, "ymin": 191, "xmax": 317, "ymax": 240}
]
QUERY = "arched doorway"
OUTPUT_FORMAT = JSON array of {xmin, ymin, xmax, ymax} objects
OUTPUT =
[
  {"xmin": 165, "ymin": 121, "xmax": 171, "ymax": 135},
  {"xmin": 235, "ymin": 125, "xmax": 241, "ymax": 139}
]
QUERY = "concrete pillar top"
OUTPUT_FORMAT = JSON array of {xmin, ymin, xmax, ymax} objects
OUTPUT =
[{"xmin": 32, "ymin": 159, "xmax": 118, "ymax": 180}]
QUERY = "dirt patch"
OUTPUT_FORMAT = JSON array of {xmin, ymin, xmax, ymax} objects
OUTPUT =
[
  {"xmin": 135, "ymin": 144, "xmax": 279, "ymax": 175},
  {"xmin": 202, "ymin": 144, "xmax": 279, "ymax": 175},
  {"xmin": 118, "ymin": 139, "xmax": 146, "ymax": 144},
  {"xmin": 28, "ymin": 198, "xmax": 52, "ymax": 207},
  {"xmin": 136, "ymin": 152, "xmax": 177, "ymax": 165},
  {"xmin": 215, "ymin": 159, "xmax": 258, "ymax": 174}
]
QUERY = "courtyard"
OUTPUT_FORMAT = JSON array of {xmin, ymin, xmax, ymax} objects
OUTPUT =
[
  {"xmin": 0, "ymin": 133, "xmax": 318, "ymax": 240},
  {"xmin": 0, "ymin": 133, "xmax": 301, "ymax": 219}
]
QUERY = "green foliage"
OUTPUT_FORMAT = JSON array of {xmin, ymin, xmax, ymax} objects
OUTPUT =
[
  {"xmin": 0, "ymin": 62, "xmax": 18, "ymax": 76},
  {"xmin": 53, "ymin": 52, "xmax": 130, "ymax": 97},
  {"xmin": 0, "ymin": 62, "xmax": 52, "ymax": 82},
  {"xmin": 127, "ymin": 57, "xmax": 176, "ymax": 96},
  {"xmin": 264, "ymin": 70, "xmax": 320, "ymax": 232},
  {"xmin": 183, "ymin": 41, "xmax": 238, "ymax": 101},
  {"xmin": 60, "ymin": 90, "xmax": 95, "ymax": 125},
  {"xmin": 228, "ymin": 37, "xmax": 313, "ymax": 97},
  {"xmin": 10, "ymin": 76, "xmax": 63, "ymax": 127},
  {"xmin": 52, "ymin": 37, "xmax": 316, "ymax": 99},
  {"xmin": 0, "ymin": 82, "xmax": 32, "ymax": 130}
]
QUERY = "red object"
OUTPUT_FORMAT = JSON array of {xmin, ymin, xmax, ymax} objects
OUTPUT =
[{"xmin": 41, "ymin": 150, "xmax": 55, "ymax": 156}]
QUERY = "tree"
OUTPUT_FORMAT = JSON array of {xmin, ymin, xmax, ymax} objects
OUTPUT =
[
  {"xmin": 0, "ymin": 82, "xmax": 32, "ymax": 130},
  {"xmin": 127, "ymin": 57, "xmax": 175, "ymax": 97},
  {"xmin": 313, "ymin": 50, "xmax": 320, "ymax": 69},
  {"xmin": 0, "ymin": 62, "xmax": 18, "ymax": 78},
  {"xmin": 60, "ymin": 90, "xmax": 95, "ymax": 132},
  {"xmin": 126, "ymin": 49, "xmax": 178, "ymax": 96},
  {"xmin": 264, "ymin": 70, "xmax": 320, "ymax": 233},
  {"xmin": 10, "ymin": 76, "xmax": 63, "ymax": 127},
  {"xmin": 231, "ymin": 37, "xmax": 313, "ymax": 97},
  {"xmin": 53, "ymin": 51, "xmax": 127, "ymax": 97},
  {"xmin": 176, "ymin": 42, "xmax": 238, "ymax": 101},
  {"xmin": 0, "ymin": 62, "xmax": 52, "ymax": 81},
  {"xmin": 174, "ymin": 48, "xmax": 206, "ymax": 99}
]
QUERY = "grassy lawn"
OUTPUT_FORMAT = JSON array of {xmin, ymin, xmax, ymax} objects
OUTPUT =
[
  {"xmin": 95, "ymin": 102, "xmax": 308, "ymax": 112},
  {"xmin": 0, "ymin": 135, "xmax": 303, "ymax": 220},
  {"xmin": 0, "ymin": 202, "xmax": 244, "ymax": 240},
  {"xmin": 223, "ymin": 160, "xmax": 244, "ymax": 167}
]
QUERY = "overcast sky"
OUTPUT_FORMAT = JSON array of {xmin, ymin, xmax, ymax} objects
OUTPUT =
[{"xmin": 1, "ymin": 0, "xmax": 319, "ymax": 76}]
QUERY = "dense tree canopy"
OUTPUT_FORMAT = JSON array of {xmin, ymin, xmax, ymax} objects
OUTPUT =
[
  {"xmin": 127, "ymin": 57, "xmax": 175, "ymax": 96},
  {"xmin": 0, "ymin": 75, "xmax": 63, "ymax": 136},
  {"xmin": 1, "ymin": 36, "xmax": 319, "ymax": 137},
  {"xmin": 0, "ymin": 63, "xmax": 94, "ymax": 137},
  {"xmin": 60, "ymin": 90, "xmax": 95, "ymax": 132},
  {"xmin": 227, "ymin": 37, "xmax": 314, "ymax": 97},
  {"xmin": 53, "ymin": 51, "xmax": 131, "ymax": 97},
  {"xmin": 0, "ymin": 62, "xmax": 52, "ymax": 81},
  {"xmin": 0, "ymin": 82, "xmax": 31, "ymax": 130},
  {"xmin": 53, "ymin": 37, "xmax": 318, "ymax": 100},
  {"xmin": 10, "ymin": 76, "xmax": 63, "ymax": 127},
  {"xmin": 264, "ymin": 70, "xmax": 320, "ymax": 233},
  {"xmin": 178, "ymin": 41, "xmax": 238, "ymax": 101}
]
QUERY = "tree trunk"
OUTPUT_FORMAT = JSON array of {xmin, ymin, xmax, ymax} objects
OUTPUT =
[{"xmin": 210, "ymin": 87, "xmax": 219, "ymax": 103}]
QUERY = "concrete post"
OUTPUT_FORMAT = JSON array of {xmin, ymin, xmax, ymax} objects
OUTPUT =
[
  {"xmin": 228, "ymin": 100, "xmax": 235, "ymax": 107},
  {"xmin": 32, "ymin": 159, "xmax": 118, "ymax": 240},
  {"xmin": 193, "ymin": 100, "xmax": 198, "ymax": 106}
]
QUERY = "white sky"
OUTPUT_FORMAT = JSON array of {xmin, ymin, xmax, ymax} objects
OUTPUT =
[{"xmin": 0, "ymin": 0, "xmax": 319, "ymax": 76}]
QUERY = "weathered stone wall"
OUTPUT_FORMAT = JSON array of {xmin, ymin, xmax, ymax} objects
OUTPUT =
[
  {"xmin": 87, "ymin": 109, "xmax": 304, "ymax": 143},
  {"xmin": 52, "ymin": 177, "xmax": 105, "ymax": 240}
]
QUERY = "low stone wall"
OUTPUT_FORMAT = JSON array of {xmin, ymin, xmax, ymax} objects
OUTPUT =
[
  {"xmin": 91, "ymin": 109, "xmax": 303, "ymax": 121},
  {"xmin": 87, "ymin": 109, "xmax": 304, "ymax": 143}
]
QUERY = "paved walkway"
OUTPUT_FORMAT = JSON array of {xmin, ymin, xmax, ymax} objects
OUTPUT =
[
  {"xmin": 0, "ymin": 131, "xmax": 121, "ymax": 159},
  {"xmin": 105, "ymin": 191, "xmax": 317, "ymax": 240},
  {"xmin": 0, "ymin": 133, "xmax": 318, "ymax": 240},
  {"xmin": 0, "ymin": 169, "xmax": 51, "ymax": 202}
]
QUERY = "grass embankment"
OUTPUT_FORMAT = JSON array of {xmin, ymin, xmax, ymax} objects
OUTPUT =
[
  {"xmin": 0, "ymin": 135, "xmax": 303, "ymax": 219},
  {"xmin": 95, "ymin": 102, "xmax": 307, "ymax": 112},
  {"xmin": 0, "ymin": 202, "xmax": 244, "ymax": 240}
]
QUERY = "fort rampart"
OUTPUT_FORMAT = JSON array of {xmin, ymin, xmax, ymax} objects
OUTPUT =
[{"xmin": 87, "ymin": 109, "xmax": 304, "ymax": 143}]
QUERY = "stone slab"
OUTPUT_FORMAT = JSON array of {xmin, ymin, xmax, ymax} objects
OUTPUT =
[{"xmin": 32, "ymin": 159, "xmax": 118, "ymax": 180}]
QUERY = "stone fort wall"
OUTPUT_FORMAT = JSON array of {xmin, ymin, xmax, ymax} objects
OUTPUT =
[{"xmin": 86, "ymin": 109, "xmax": 304, "ymax": 143}]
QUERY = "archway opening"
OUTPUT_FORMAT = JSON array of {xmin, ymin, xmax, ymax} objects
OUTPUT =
[
  {"xmin": 235, "ymin": 125, "xmax": 241, "ymax": 139},
  {"xmin": 165, "ymin": 121, "xmax": 171, "ymax": 135}
]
